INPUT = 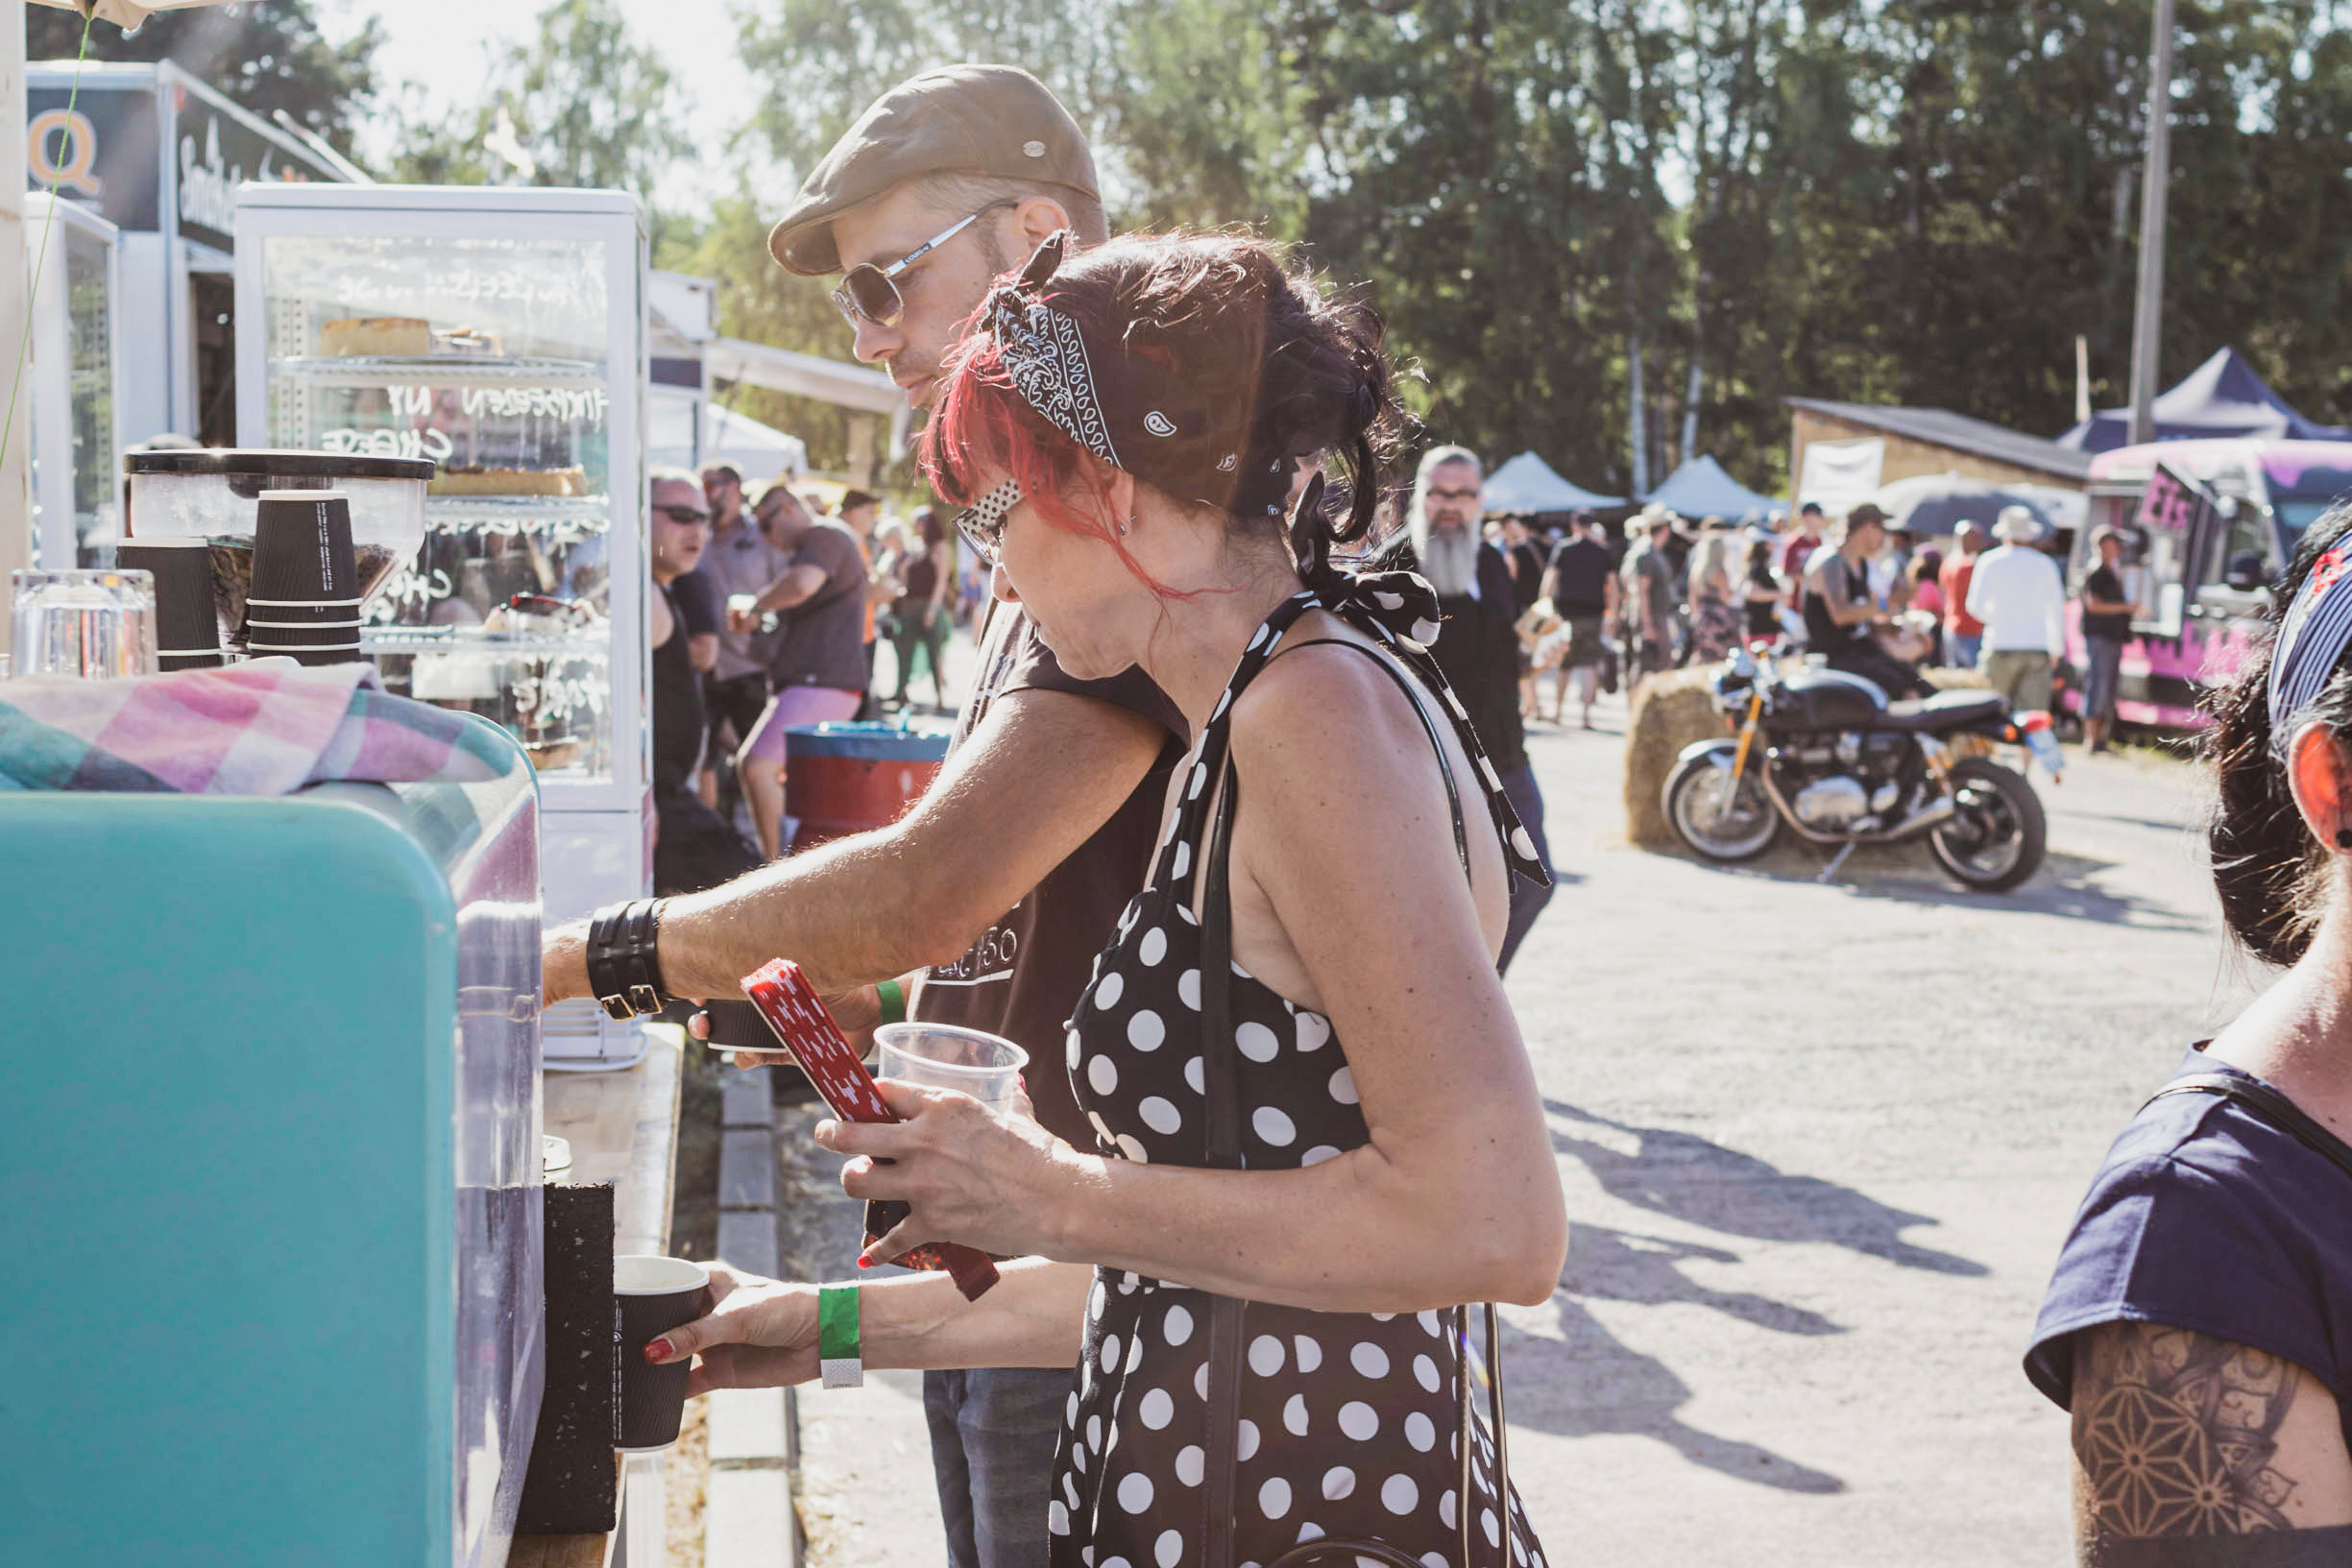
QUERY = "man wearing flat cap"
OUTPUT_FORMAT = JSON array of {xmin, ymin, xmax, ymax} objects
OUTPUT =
[
  {"xmin": 544, "ymin": 64, "xmax": 1186, "ymax": 1568},
  {"xmin": 1804, "ymin": 501, "xmax": 1931, "ymax": 699}
]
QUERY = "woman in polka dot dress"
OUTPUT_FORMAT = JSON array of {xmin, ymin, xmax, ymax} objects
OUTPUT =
[{"xmin": 653, "ymin": 231, "xmax": 1567, "ymax": 1567}]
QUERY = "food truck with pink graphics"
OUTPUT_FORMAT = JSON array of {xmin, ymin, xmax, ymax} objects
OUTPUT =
[{"xmin": 2068, "ymin": 439, "xmax": 2352, "ymax": 728}]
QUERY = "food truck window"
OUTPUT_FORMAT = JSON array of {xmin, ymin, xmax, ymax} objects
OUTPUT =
[
  {"xmin": 2200, "ymin": 501, "xmax": 2271, "ymax": 588},
  {"xmin": 192, "ymin": 273, "xmax": 235, "ymax": 447}
]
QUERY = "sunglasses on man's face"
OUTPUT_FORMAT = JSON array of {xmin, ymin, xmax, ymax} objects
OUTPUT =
[
  {"xmin": 1428, "ymin": 486, "xmax": 1482, "ymax": 503},
  {"xmin": 654, "ymin": 504, "xmax": 710, "ymax": 527},
  {"xmin": 832, "ymin": 200, "xmax": 1021, "ymax": 330}
]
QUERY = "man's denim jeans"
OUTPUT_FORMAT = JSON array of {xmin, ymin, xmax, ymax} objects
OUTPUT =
[{"xmin": 925, "ymin": 1365, "xmax": 1070, "ymax": 1567}]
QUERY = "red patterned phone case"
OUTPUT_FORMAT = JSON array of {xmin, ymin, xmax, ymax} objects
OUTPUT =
[{"xmin": 740, "ymin": 959, "xmax": 999, "ymax": 1300}]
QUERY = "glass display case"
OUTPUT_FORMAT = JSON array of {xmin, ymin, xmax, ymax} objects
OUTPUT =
[
  {"xmin": 25, "ymin": 193, "xmax": 123, "ymax": 570},
  {"xmin": 250, "ymin": 227, "xmax": 626, "ymax": 786},
  {"xmin": 238, "ymin": 185, "xmax": 652, "ymax": 1064}
]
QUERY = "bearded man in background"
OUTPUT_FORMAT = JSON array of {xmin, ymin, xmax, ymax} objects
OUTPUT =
[{"xmin": 1390, "ymin": 445, "xmax": 1555, "ymax": 970}]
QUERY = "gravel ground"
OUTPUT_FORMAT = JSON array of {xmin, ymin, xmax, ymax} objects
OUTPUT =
[
  {"xmin": 1499, "ymin": 690, "xmax": 2254, "ymax": 1566},
  {"xmin": 785, "ymin": 633, "xmax": 2255, "ymax": 1566}
]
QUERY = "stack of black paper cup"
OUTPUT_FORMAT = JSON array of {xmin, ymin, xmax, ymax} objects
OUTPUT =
[
  {"xmin": 245, "ymin": 489, "xmax": 363, "ymax": 665},
  {"xmin": 116, "ymin": 539, "xmax": 225, "ymax": 672}
]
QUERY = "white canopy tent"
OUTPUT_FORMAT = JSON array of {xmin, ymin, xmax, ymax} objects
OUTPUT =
[
  {"xmin": 1480, "ymin": 450, "xmax": 1623, "ymax": 513},
  {"xmin": 651, "ymin": 402, "xmax": 810, "ymax": 484},
  {"xmin": 703, "ymin": 337, "xmax": 911, "ymax": 487}
]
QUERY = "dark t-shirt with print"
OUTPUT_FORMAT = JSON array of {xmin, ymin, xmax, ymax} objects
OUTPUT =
[
  {"xmin": 910, "ymin": 603, "xmax": 1186, "ymax": 1147},
  {"xmin": 769, "ymin": 520, "xmax": 870, "ymax": 691}
]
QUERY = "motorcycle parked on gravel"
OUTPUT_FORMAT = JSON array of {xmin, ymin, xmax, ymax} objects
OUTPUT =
[{"xmin": 1662, "ymin": 646, "xmax": 2060, "ymax": 892}]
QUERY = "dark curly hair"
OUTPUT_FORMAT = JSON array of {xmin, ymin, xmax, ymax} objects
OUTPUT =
[
  {"xmin": 2207, "ymin": 499, "xmax": 2352, "ymax": 965},
  {"xmin": 922, "ymin": 230, "xmax": 1402, "ymax": 591}
]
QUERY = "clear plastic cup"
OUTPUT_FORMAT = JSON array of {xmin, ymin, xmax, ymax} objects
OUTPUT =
[
  {"xmin": 873, "ymin": 1023, "xmax": 1029, "ymax": 1113},
  {"xmin": 12, "ymin": 568, "xmax": 158, "ymax": 679}
]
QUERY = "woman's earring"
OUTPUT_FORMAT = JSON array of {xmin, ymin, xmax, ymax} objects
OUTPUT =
[{"xmin": 1117, "ymin": 514, "xmax": 1133, "ymax": 538}]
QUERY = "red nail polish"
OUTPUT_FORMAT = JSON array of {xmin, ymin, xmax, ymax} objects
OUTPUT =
[
  {"xmin": 644, "ymin": 1339, "xmax": 672, "ymax": 1363},
  {"xmin": 857, "ymin": 1255, "xmax": 873, "ymax": 1270}
]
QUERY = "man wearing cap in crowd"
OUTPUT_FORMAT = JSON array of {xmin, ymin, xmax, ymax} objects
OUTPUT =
[
  {"xmin": 1620, "ymin": 504, "xmax": 1679, "ymax": 678},
  {"xmin": 1804, "ymin": 501, "xmax": 1932, "ymax": 699},
  {"xmin": 541, "ymin": 64, "xmax": 1187, "ymax": 1568},
  {"xmin": 1966, "ymin": 504, "xmax": 2068, "ymax": 713}
]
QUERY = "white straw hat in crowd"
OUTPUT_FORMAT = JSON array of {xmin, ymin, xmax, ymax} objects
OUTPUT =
[{"xmin": 1993, "ymin": 505, "xmax": 2045, "ymax": 544}]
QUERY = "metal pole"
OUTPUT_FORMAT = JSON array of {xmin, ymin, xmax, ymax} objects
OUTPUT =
[{"xmin": 2126, "ymin": 0, "xmax": 2175, "ymax": 447}]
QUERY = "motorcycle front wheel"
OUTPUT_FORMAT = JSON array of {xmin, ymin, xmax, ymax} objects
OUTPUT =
[
  {"xmin": 1663, "ymin": 753, "xmax": 1782, "ymax": 862},
  {"xmin": 1926, "ymin": 757, "xmax": 2046, "ymax": 892}
]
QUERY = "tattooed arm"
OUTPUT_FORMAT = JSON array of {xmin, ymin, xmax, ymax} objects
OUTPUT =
[{"xmin": 2071, "ymin": 1321, "xmax": 2352, "ymax": 1565}]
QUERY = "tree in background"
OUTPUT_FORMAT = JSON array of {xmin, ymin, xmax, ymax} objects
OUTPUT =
[
  {"xmin": 388, "ymin": 0, "xmax": 691, "ymax": 247},
  {"xmin": 384, "ymin": 0, "xmax": 2352, "ymax": 493},
  {"xmin": 27, "ymin": 0, "xmax": 379, "ymax": 157},
  {"xmin": 654, "ymin": 193, "xmax": 861, "ymax": 475}
]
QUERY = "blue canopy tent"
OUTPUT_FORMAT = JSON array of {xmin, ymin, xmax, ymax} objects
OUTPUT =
[
  {"xmin": 2058, "ymin": 347, "xmax": 2351, "ymax": 453},
  {"xmin": 1643, "ymin": 455, "xmax": 1783, "ymax": 520},
  {"xmin": 1480, "ymin": 451, "xmax": 1623, "ymax": 513}
]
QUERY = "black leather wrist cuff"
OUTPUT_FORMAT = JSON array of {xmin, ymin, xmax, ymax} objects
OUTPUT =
[{"xmin": 585, "ymin": 899, "xmax": 666, "ymax": 1021}]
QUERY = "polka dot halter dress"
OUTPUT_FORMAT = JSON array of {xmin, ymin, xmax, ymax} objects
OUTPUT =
[{"xmin": 1049, "ymin": 589, "xmax": 1549, "ymax": 1568}]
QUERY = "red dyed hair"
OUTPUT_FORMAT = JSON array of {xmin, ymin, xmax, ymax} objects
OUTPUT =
[{"xmin": 920, "ymin": 231, "xmax": 1397, "ymax": 595}]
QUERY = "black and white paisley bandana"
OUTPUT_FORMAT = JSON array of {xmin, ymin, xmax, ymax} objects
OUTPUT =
[{"xmin": 979, "ymin": 232, "xmax": 1296, "ymax": 521}]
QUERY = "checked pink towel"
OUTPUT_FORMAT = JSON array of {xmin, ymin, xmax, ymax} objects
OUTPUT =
[{"xmin": 0, "ymin": 660, "xmax": 515, "ymax": 793}]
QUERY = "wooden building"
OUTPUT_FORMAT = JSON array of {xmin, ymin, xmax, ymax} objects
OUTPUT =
[{"xmin": 1786, "ymin": 398, "xmax": 2093, "ymax": 497}]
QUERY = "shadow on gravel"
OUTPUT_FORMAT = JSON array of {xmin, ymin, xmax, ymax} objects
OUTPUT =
[
  {"xmin": 1546, "ymin": 1101, "xmax": 1987, "ymax": 1277},
  {"xmin": 1564, "ymin": 1223, "xmax": 1841, "ymax": 1335},
  {"xmin": 1494, "ymin": 1302, "xmax": 1848, "ymax": 1494}
]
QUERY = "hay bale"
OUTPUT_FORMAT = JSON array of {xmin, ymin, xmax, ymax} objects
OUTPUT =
[
  {"xmin": 1623, "ymin": 662, "xmax": 1995, "ymax": 847},
  {"xmin": 1624, "ymin": 667, "xmax": 1730, "ymax": 847}
]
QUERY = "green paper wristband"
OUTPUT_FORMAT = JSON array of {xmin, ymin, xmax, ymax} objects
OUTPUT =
[
  {"xmin": 818, "ymin": 1282, "xmax": 861, "ymax": 1388},
  {"xmin": 876, "ymin": 978, "xmax": 907, "ymax": 1026}
]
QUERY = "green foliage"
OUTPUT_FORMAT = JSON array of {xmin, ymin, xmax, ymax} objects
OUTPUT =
[
  {"xmin": 654, "ymin": 195, "xmax": 862, "ymax": 475},
  {"xmin": 27, "ymin": 0, "xmax": 380, "ymax": 156},
  {"xmin": 387, "ymin": 0, "xmax": 690, "ymax": 245},
  {"xmin": 384, "ymin": 0, "xmax": 2352, "ymax": 497}
]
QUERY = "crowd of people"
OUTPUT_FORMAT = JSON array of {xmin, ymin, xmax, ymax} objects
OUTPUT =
[
  {"xmin": 567, "ymin": 60, "xmax": 2347, "ymax": 1568},
  {"xmin": 1498, "ymin": 492, "xmax": 2143, "ymax": 750},
  {"xmin": 640, "ymin": 462, "xmax": 970, "ymax": 883}
]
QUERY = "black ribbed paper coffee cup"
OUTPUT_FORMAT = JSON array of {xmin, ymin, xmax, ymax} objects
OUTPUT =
[
  {"xmin": 245, "ymin": 639, "xmax": 364, "ymax": 666},
  {"xmin": 614, "ymin": 1256, "xmax": 711, "ymax": 1452},
  {"xmin": 251, "ymin": 489, "xmax": 358, "ymax": 607},
  {"xmin": 117, "ymin": 538, "xmax": 224, "ymax": 671}
]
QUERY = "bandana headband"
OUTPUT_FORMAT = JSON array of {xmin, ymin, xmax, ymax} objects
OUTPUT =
[
  {"xmin": 980, "ymin": 232, "xmax": 1295, "ymax": 521},
  {"xmin": 2267, "ymin": 543, "xmax": 2352, "ymax": 742}
]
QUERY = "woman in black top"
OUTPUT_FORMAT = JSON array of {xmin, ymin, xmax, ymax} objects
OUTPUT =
[{"xmin": 2028, "ymin": 505, "xmax": 2352, "ymax": 1559}]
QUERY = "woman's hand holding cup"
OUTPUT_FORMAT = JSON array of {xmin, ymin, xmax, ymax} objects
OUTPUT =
[{"xmin": 644, "ymin": 1262, "xmax": 822, "ymax": 1396}]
